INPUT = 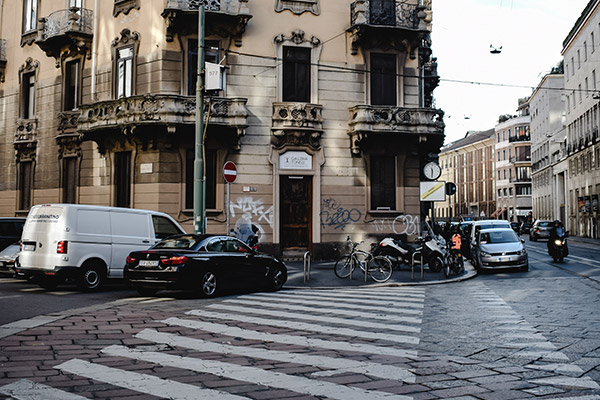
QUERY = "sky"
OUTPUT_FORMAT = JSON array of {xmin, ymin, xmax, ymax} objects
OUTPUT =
[{"xmin": 431, "ymin": 0, "xmax": 591, "ymax": 145}]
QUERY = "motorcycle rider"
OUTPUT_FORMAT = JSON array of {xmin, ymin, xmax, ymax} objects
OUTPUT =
[
  {"xmin": 450, "ymin": 226, "xmax": 462, "ymax": 255},
  {"xmin": 547, "ymin": 220, "xmax": 564, "ymax": 253}
]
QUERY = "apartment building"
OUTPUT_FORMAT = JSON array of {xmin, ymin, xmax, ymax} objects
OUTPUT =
[
  {"xmin": 494, "ymin": 99, "xmax": 532, "ymax": 223},
  {"xmin": 437, "ymin": 129, "xmax": 495, "ymax": 221},
  {"xmin": 0, "ymin": 0, "xmax": 444, "ymax": 257},
  {"xmin": 530, "ymin": 72, "xmax": 568, "ymax": 222},
  {"xmin": 562, "ymin": 0, "xmax": 600, "ymax": 238}
]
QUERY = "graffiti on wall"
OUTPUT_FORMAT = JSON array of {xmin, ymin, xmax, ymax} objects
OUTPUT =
[
  {"xmin": 230, "ymin": 197, "xmax": 274, "ymax": 244},
  {"xmin": 319, "ymin": 197, "xmax": 362, "ymax": 230},
  {"xmin": 371, "ymin": 214, "xmax": 420, "ymax": 236}
]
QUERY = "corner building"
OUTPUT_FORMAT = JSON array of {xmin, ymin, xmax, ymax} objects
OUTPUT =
[{"xmin": 1, "ymin": 0, "xmax": 444, "ymax": 258}]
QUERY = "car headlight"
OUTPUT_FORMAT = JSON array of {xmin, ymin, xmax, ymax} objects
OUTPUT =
[
  {"xmin": 520, "ymin": 248, "xmax": 527, "ymax": 255},
  {"xmin": 480, "ymin": 251, "xmax": 491, "ymax": 257}
]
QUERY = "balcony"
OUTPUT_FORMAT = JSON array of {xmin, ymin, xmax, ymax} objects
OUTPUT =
[
  {"xmin": 347, "ymin": 105, "xmax": 444, "ymax": 156},
  {"xmin": 508, "ymin": 134, "xmax": 530, "ymax": 143},
  {"xmin": 162, "ymin": 0, "xmax": 252, "ymax": 45},
  {"xmin": 36, "ymin": 7, "xmax": 93, "ymax": 65},
  {"xmin": 509, "ymin": 176, "xmax": 531, "ymax": 183},
  {"xmin": 0, "ymin": 39, "xmax": 6, "ymax": 82},
  {"xmin": 78, "ymin": 94, "xmax": 248, "ymax": 151},
  {"xmin": 509, "ymin": 155, "xmax": 531, "ymax": 164},
  {"xmin": 347, "ymin": 0, "xmax": 428, "ymax": 55},
  {"xmin": 271, "ymin": 102, "xmax": 323, "ymax": 149}
]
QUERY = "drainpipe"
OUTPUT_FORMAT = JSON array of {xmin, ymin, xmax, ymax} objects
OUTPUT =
[{"xmin": 91, "ymin": 0, "xmax": 99, "ymax": 100}]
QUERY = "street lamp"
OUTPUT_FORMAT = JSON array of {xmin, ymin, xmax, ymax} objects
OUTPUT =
[{"xmin": 193, "ymin": 6, "xmax": 206, "ymax": 234}]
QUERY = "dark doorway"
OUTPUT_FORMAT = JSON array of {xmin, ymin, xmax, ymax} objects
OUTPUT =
[{"xmin": 280, "ymin": 175, "xmax": 312, "ymax": 250}]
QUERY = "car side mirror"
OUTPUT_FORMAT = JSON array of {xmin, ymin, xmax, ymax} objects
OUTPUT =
[{"xmin": 521, "ymin": 238, "xmax": 525, "ymax": 243}]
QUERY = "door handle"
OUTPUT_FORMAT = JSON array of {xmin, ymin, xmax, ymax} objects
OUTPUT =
[{"xmin": 142, "ymin": 240, "xmax": 150, "ymax": 244}]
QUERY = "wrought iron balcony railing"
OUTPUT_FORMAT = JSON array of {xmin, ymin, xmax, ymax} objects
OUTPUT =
[
  {"xmin": 350, "ymin": 0, "xmax": 421, "ymax": 29},
  {"xmin": 36, "ymin": 7, "xmax": 93, "ymax": 63}
]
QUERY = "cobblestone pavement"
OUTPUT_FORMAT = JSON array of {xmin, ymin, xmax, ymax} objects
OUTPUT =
[{"xmin": 0, "ymin": 277, "xmax": 599, "ymax": 399}]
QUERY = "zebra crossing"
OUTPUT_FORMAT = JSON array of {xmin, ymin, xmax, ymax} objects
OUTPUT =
[
  {"xmin": 468, "ymin": 283, "xmax": 600, "ymax": 390},
  {"xmin": 1, "ymin": 287, "xmax": 427, "ymax": 400}
]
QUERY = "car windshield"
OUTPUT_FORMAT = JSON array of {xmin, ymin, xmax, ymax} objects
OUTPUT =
[
  {"xmin": 153, "ymin": 235, "xmax": 201, "ymax": 249},
  {"xmin": 539, "ymin": 221, "xmax": 553, "ymax": 227},
  {"xmin": 480, "ymin": 230, "xmax": 519, "ymax": 244}
]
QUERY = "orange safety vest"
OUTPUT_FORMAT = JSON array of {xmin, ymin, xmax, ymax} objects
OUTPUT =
[{"xmin": 451, "ymin": 233, "xmax": 461, "ymax": 250}]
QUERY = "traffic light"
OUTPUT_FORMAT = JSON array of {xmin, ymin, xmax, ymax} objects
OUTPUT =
[{"xmin": 446, "ymin": 182, "xmax": 456, "ymax": 196}]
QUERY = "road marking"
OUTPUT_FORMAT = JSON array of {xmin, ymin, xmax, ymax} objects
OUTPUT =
[
  {"xmin": 208, "ymin": 302, "xmax": 422, "ymax": 331},
  {"xmin": 0, "ymin": 379, "xmax": 88, "ymax": 400},
  {"xmin": 530, "ymin": 376, "xmax": 600, "ymax": 389},
  {"xmin": 186, "ymin": 309, "xmax": 420, "ymax": 344},
  {"xmin": 102, "ymin": 345, "xmax": 411, "ymax": 400},
  {"xmin": 138, "ymin": 297, "xmax": 175, "ymax": 304},
  {"xmin": 56, "ymin": 358, "xmax": 248, "ymax": 400},
  {"xmin": 136, "ymin": 328, "xmax": 416, "ymax": 382},
  {"xmin": 218, "ymin": 298, "xmax": 422, "ymax": 323},
  {"xmin": 251, "ymin": 291, "xmax": 425, "ymax": 309},
  {"xmin": 247, "ymin": 292, "xmax": 423, "ymax": 315},
  {"xmin": 0, "ymin": 294, "xmax": 22, "ymax": 300},
  {"xmin": 162, "ymin": 317, "xmax": 418, "ymax": 359}
]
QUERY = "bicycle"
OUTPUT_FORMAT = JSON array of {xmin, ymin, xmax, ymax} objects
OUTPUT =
[
  {"xmin": 443, "ymin": 241, "xmax": 465, "ymax": 278},
  {"xmin": 334, "ymin": 237, "xmax": 393, "ymax": 283}
]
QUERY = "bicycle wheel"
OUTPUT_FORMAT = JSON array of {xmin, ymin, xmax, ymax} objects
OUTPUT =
[
  {"xmin": 457, "ymin": 256, "xmax": 465, "ymax": 274},
  {"xmin": 367, "ymin": 255, "xmax": 393, "ymax": 282},
  {"xmin": 334, "ymin": 255, "xmax": 353, "ymax": 278},
  {"xmin": 443, "ymin": 258, "xmax": 451, "ymax": 278}
]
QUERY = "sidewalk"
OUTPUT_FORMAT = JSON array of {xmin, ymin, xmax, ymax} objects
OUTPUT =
[{"xmin": 284, "ymin": 259, "xmax": 477, "ymax": 289}]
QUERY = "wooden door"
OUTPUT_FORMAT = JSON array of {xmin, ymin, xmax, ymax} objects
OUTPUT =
[{"xmin": 280, "ymin": 175, "xmax": 312, "ymax": 250}]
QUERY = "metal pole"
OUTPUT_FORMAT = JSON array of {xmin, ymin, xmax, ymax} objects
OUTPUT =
[
  {"xmin": 226, "ymin": 182, "xmax": 230, "ymax": 235},
  {"xmin": 193, "ymin": 6, "xmax": 206, "ymax": 234}
]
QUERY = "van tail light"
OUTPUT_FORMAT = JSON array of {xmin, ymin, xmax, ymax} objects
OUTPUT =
[
  {"xmin": 160, "ymin": 256, "xmax": 188, "ymax": 266},
  {"xmin": 57, "ymin": 241, "xmax": 68, "ymax": 254},
  {"xmin": 126, "ymin": 255, "xmax": 136, "ymax": 264},
  {"xmin": 20, "ymin": 240, "xmax": 22, "ymax": 251}
]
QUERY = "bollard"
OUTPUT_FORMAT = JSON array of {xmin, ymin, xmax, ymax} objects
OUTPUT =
[{"xmin": 303, "ymin": 251, "xmax": 311, "ymax": 282}]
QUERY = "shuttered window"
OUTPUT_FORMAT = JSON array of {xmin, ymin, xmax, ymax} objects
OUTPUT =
[
  {"xmin": 371, "ymin": 156, "xmax": 396, "ymax": 210},
  {"xmin": 370, "ymin": 53, "xmax": 396, "ymax": 106}
]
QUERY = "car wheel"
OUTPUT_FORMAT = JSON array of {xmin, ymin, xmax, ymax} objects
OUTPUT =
[
  {"xmin": 77, "ymin": 263, "xmax": 105, "ymax": 292},
  {"xmin": 135, "ymin": 286, "xmax": 159, "ymax": 296},
  {"xmin": 269, "ymin": 266, "xmax": 286, "ymax": 291},
  {"xmin": 199, "ymin": 271, "xmax": 218, "ymax": 298}
]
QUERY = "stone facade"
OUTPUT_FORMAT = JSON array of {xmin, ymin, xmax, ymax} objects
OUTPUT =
[
  {"xmin": 1, "ymin": 0, "xmax": 444, "ymax": 258},
  {"xmin": 562, "ymin": 0, "xmax": 600, "ymax": 238}
]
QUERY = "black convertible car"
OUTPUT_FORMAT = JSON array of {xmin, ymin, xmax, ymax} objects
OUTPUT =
[{"xmin": 124, "ymin": 234, "xmax": 287, "ymax": 297}]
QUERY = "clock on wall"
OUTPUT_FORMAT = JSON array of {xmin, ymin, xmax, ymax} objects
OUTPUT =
[{"xmin": 423, "ymin": 161, "xmax": 441, "ymax": 180}]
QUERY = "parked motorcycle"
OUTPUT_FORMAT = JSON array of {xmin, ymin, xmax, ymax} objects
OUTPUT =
[
  {"xmin": 373, "ymin": 237, "xmax": 420, "ymax": 269},
  {"xmin": 547, "ymin": 227, "xmax": 568, "ymax": 262}
]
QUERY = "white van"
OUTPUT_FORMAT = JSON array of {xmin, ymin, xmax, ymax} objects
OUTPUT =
[{"xmin": 17, "ymin": 204, "xmax": 185, "ymax": 291}]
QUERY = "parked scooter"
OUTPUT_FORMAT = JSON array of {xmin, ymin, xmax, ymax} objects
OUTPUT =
[
  {"xmin": 547, "ymin": 226, "xmax": 568, "ymax": 262},
  {"xmin": 374, "ymin": 221, "xmax": 446, "ymax": 272}
]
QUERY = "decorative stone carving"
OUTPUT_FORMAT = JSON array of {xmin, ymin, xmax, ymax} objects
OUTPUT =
[
  {"xmin": 271, "ymin": 102, "xmax": 323, "ymax": 149},
  {"xmin": 78, "ymin": 95, "xmax": 249, "ymax": 151},
  {"xmin": 347, "ymin": 105, "xmax": 444, "ymax": 156},
  {"xmin": 275, "ymin": 0, "xmax": 320, "ymax": 16},
  {"xmin": 274, "ymin": 29, "xmax": 321, "ymax": 47},
  {"xmin": 14, "ymin": 119, "xmax": 38, "ymax": 161},
  {"xmin": 35, "ymin": 7, "xmax": 94, "ymax": 67},
  {"xmin": 347, "ymin": 0, "xmax": 428, "ymax": 56},
  {"xmin": 19, "ymin": 57, "xmax": 39, "ymax": 75},
  {"xmin": 162, "ymin": 0, "xmax": 251, "ymax": 45},
  {"xmin": 111, "ymin": 28, "xmax": 140, "ymax": 48},
  {"xmin": 113, "ymin": 0, "xmax": 140, "ymax": 17}
]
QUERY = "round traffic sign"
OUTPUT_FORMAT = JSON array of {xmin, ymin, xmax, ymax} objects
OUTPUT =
[{"xmin": 223, "ymin": 161, "xmax": 237, "ymax": 183}]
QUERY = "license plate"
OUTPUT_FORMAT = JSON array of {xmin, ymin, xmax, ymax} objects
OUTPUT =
[
  {"xmin": 139, "ymin": 260, "xmax": 159, "ymax": 267},
  {"xmin": 23, "ymin": 244, "xmax": 35, "ymax": 252},
  {"xmin": 499, "ymin": 257, "xmax": 509, "ymax": 262}
]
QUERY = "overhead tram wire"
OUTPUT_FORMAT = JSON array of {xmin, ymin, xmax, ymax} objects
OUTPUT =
[{"xmin": 200, "ymin": 45, "xmax": 600, "ymax": 99}]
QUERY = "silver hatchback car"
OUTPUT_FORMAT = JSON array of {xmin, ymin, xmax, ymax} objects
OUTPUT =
[{"xmin": 472, "ymin": 228, "xmax": 528, "ymax": 272}]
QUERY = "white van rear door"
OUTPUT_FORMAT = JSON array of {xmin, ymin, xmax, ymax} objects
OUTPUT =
[
  {"xmin": 109, "ymin": 212, "xmax": 152, "ymax": 277},
  {"xmin": 19, "ymin": 205, "xmax": 66, "ymax": 270}
]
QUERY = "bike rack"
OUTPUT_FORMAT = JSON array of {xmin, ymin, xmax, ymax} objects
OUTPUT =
[
  {"xmin": 411, "ymin": 250, "xmax": 424, "ymax": 280},
  {"xmin": 303, "ymin": 251, "xmax": 311, "ymax": 282}
]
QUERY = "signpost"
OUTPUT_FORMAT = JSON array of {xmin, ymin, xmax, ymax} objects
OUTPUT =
[{"xmin": 223, "ymin": 161, "xmax": 237, "ymax": 235}]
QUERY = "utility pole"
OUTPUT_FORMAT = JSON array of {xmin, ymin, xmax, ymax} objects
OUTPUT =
[{"xmin": 193, "ymin": 5, "xmax": 206, "ymax": 234}]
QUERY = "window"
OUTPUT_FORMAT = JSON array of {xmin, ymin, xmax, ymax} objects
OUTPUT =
[
  {"xmin": 592, "ymin": 32, "xmax": 596, "ymax": 52},
  {"xmin": 370, "ymin": 156, "xmax": 395, "ymax": 210},
  {"xmin": 18, "ymin": 161, "xmax": 33, "ymax": 211},
  {"xmin": 21, "ymin": 72, "xmax": 35, "ymax": 119},
  {"xmin": 185, "ymin": 148, "xmax": 216, "ymax": 210},
  {"xmin": 114, "ymin": 151, "xmax": 131, "ymax": 207},
  {"xmin": 64, "ymin": 60, "xmax": 80, "ymax": 111},
  {"xmin": 370, "ymin": 53, "xmax": 396, "ymax": 106},
  {"xmin": 116, "ymin": 47, "xmax": 133, "ymax": 98},
  {"xmin": 62, "ymin": 157, "xmax": 78, "ymax": 204},
  {"xmin": 283, "ymin": 46, "xmax": 310, "ymax": 102},
  {"xmin": 187, "ymin": 39, "xmax": 219, "ymax": 96},
  {"xmin": 69, "ymin": 0, "xmax": 82, "ymax": 8},
  {"xmin": 594, "ymin": 70, "xmax": 597, "ymax": 90},
  {"xmin": 152, "ymin": 215, "xmax": 182, "ymax": 239},
  {"xmin": 22, "ymin": 0, "xmax": 38, "ymax": 33}
]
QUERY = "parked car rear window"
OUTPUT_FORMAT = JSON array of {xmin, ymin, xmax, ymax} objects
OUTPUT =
[
  {"xmin": 153, "ymin": 235, "xmax": 200, "ymax": 249},
  {"xmin": 539, "ymin": 221, "xmax": 553, "ymax": 227},
  {"xmin": 480, "ymin": 230, "xmax": 519, "ymax": 244}
]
